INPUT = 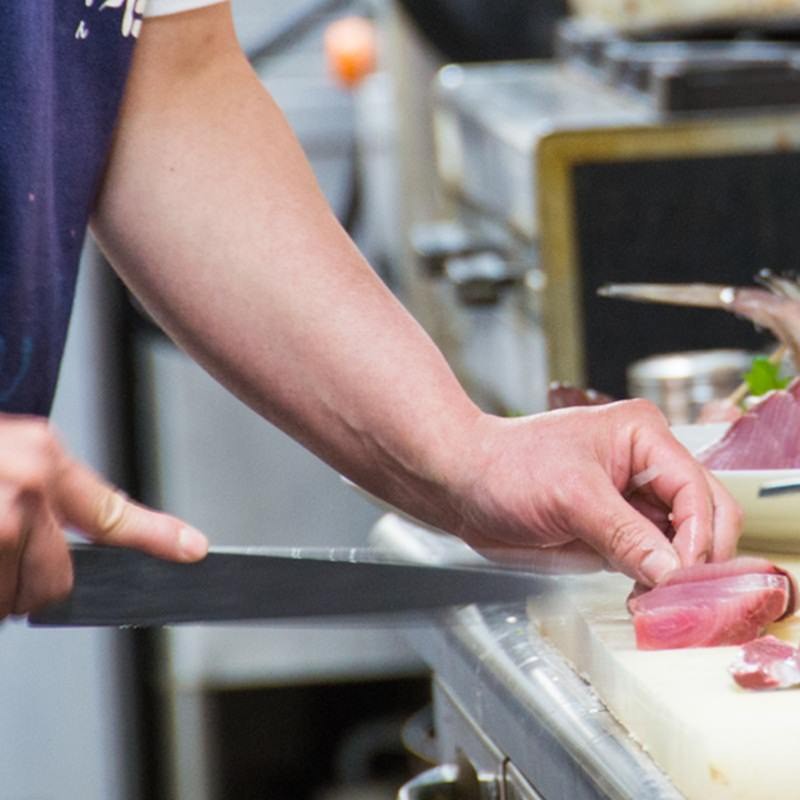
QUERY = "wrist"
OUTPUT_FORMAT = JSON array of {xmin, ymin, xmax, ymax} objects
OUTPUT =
[{"xmin": 348, "ymin": 401, "xmax": 488, "ymax": 537}]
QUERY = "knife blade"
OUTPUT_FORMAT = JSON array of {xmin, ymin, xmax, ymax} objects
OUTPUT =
[{"xmin": 29, "ymin": 545, "xmax": 559, "ymax": 627}]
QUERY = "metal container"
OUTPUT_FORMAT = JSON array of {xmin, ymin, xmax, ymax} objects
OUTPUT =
[{"xmin": 627, "ymin": 349, "xmax": 755, "ymax": 423}]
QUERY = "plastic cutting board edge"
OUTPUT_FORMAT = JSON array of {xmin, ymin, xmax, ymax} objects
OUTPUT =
[{"xmin": 528, "ymin": 553, "xmax": 800, "ymax": 800}]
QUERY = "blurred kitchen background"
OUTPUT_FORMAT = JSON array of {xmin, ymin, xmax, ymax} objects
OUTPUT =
[{"xmin": 6, "ymin": 0, "xmax": 800, "ymax": 797}]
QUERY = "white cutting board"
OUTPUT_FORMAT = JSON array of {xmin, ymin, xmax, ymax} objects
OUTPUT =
[{"xmin": 529, "ymin": 554, "xmax": 800, "ymax": 800}]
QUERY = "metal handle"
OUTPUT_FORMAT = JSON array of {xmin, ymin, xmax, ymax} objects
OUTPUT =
[
  {"xmin": 411, "ymin": 221, "xmax": 508, "ymax": 278},
  {"xmin": 398, "ymin": 764, "xmax": 498, "ymax": 800},
  {"xmin": 444, "ymin": 253, "xmax": 527, "ymax": 306},
  {"xmin": 398, "ymin": 765, "xmax": 461, "ymax": 800},
  {"xmin": 401, "ymin": 705, "xmax": 438, "ymax": 765}
]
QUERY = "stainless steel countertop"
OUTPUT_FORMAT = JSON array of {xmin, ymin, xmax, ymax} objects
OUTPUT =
[{"xmin": 371, "ymin": 515, "xmax": 683, "ymax": 800}]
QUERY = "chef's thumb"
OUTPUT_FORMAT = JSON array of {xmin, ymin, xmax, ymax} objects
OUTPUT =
[
  {"xmin": 635, "ymin": 546, "xmax": 681, "ymax": 587},
  {"xmin": 578, "ymin": 486, "xmax": 680, "ymax": 586}
]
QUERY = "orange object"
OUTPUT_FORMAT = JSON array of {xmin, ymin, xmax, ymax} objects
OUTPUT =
[{"xmin": 324, "ymin": 16, "xmax": 377, "ymax": 88}]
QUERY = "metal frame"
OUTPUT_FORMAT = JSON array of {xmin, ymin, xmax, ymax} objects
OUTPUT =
[
  {"xmin": 537, "ymin": 112, "xmax": 800, "ymax": 386},
  {"xmin": 407, "ymin": 602, "xmax": 682, "ymax": 799}
]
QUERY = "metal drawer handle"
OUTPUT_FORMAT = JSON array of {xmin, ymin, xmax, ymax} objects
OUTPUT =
[{"xmin": 397, "ymin": 765, "xmax": 460, "ymax": 800}]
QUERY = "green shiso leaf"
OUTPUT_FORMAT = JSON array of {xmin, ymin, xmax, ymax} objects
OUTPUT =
[{"xmin": 743, "ymin": 355, "xmax": 791, "ymax": 397}]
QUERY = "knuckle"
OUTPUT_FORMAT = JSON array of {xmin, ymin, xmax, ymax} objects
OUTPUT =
[
  {"xmin": 24, "ymin": 419, "xmax": 58, "ymax": 457},
  {"xmin": 606, "ymin": 517, "xmax": 645, "ymax": 562},
  {"xmin": 50, "ymin": 568, "xmax": 74, "ymax": 603},
  {"xmin": 625, "ymin": 397, "xmax": 667, "ymax": 424},
  {"xmin": 729, "ymin": 502, "xmax": 745, "ymax": 529},
  {"xmin": 13, "ymin": 422, "xmax": 62, "ymax": 491},
  {"xmin": 18, "ymin": 583, "xmax": 72, "ymax": 617},
  {"xmin": 0, "ymin": 528, "xmax": 21, "ymax": 551},
  {"xmin": 0, "ymin": 512, "xmax": 24, "ymax": 550},
  {"xmin": 16, "ymin": 553, "xmax": 74, "ymax": 616},
  {"xmin": 93, "ymin": 489, "xmax": 130, "ymax": 540}
]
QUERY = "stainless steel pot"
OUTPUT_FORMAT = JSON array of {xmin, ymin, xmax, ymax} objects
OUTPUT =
[{"xmin": 627, "ymin": 349, "xmax": 755, "ymax": 424}]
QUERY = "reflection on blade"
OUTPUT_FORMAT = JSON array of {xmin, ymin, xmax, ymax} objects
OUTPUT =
[{"xmin": 477, "ymin": 544, "xmax": 606, "ymax": 575}]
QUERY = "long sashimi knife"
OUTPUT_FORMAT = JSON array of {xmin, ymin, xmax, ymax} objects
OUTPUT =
[{"xmin": 28, "ymin": 544, "xmax": 561, "ymax": 627}]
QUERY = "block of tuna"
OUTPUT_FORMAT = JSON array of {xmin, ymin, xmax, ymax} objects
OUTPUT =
[{"xmin": 628, "ymin": 558, "xmax": 797, "ymax": 650}]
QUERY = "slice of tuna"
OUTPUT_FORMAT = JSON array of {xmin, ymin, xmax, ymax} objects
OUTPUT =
[
  {"xmin": 547, "ymin": 383, "xmax": 614, "ymax": 410},
  {"xmin": 697, "ymin": 389, "xmax": 800, "ymax": 470},
  {"xmin": 730, "ymin": 635, "xmax": 800, "ymax": 690},
  {"xmin": 628, "ymin": 558, "xmax": 797, "ymax": 651},
  {"xmin": 698, "ymin": 415, "xmax": 783, "ymax": 470},
  {"xmin": 629, "ymin": 558, "xmax": 797, "ymax": 613}
]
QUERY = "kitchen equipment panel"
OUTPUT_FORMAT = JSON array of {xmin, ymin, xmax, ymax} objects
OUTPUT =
[
  {"xmin": 420, "ymin": 22, "xmax": 800, "ymax": 407},
  {"xmin": 568, "ymin": 0, "xmax": 800, "ymax": 32}
]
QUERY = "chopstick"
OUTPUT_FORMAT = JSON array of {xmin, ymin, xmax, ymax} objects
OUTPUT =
[
  {"xmin": 597, "ymin": 282, "xmax": 736, "ymax": 308},
  {"xmin": 597, "ymin": 281, "xmax": 794, "ymax": 408}
]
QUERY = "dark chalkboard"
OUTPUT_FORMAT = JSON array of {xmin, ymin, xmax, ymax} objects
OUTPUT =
[{"xmin": 572, "ymin": 151, "xmax": 800, "ymax": 397}]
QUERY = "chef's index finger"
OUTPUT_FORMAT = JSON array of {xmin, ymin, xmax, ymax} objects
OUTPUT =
[
  {"xmin": 705, "ymin": 470, "xmax": 743, "ymax": 562},
  {"xmin": 631, "ymin": 431, "xmax": 717, "ymax": 567},
  {"xmin": 54, "ymin": 458, "xmax": 208, "ymax": 562}
]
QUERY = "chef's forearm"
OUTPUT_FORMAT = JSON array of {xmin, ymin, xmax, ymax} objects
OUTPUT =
[{"xmin": 91, "ymin": 4, "xmax": 481, "ymax": 532}]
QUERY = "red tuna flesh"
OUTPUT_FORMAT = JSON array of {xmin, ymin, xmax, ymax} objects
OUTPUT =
[
  {"xmin": 629, "ymin": 557, "xmax": 797, "ymax": 610},
  {"xmin": 697, "ymin": 385, "xmax": 800, "ymax": 470},
  {"xmin": 628, "ymin": 558, "xmax": 797, "ymax": 651},
  {"xmin": 547, "ymin": 383, "xmax": 614, "ymax": 410},
  {"xmin": 730, "ymin": 636, "xmax": 800, "ymax": 690}
]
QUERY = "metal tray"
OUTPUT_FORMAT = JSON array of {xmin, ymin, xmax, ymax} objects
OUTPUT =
[{"xmin": 568, "ymin": 0, "xmax": 800, "ymax": 31}]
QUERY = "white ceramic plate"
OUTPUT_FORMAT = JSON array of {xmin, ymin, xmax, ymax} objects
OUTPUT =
[{"xmin": 672, "ymin": 424, "xmax": 800, "ymax": 553}]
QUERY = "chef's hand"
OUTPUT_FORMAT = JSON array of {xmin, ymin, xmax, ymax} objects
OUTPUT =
[
  {"xmin": 0, "ymin": 414, "xmax": 209, "ymax": 617},
  {"xmin": 453, "ymin": 399, "xmax": 742, "ymax": 586}
]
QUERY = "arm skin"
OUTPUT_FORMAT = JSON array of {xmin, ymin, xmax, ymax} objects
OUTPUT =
[{"xmin": 87, "ymin": 3, "xmax": 742, "ymax": 588}]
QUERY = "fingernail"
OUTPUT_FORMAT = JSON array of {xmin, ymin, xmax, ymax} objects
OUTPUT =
[
  {"xmin": 179, "ymin": 526, "xmax": 209, "ymax": 560},
  {"xmin": 640, "ymin": 550, "xmax": 680, "ymax": 585}
]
